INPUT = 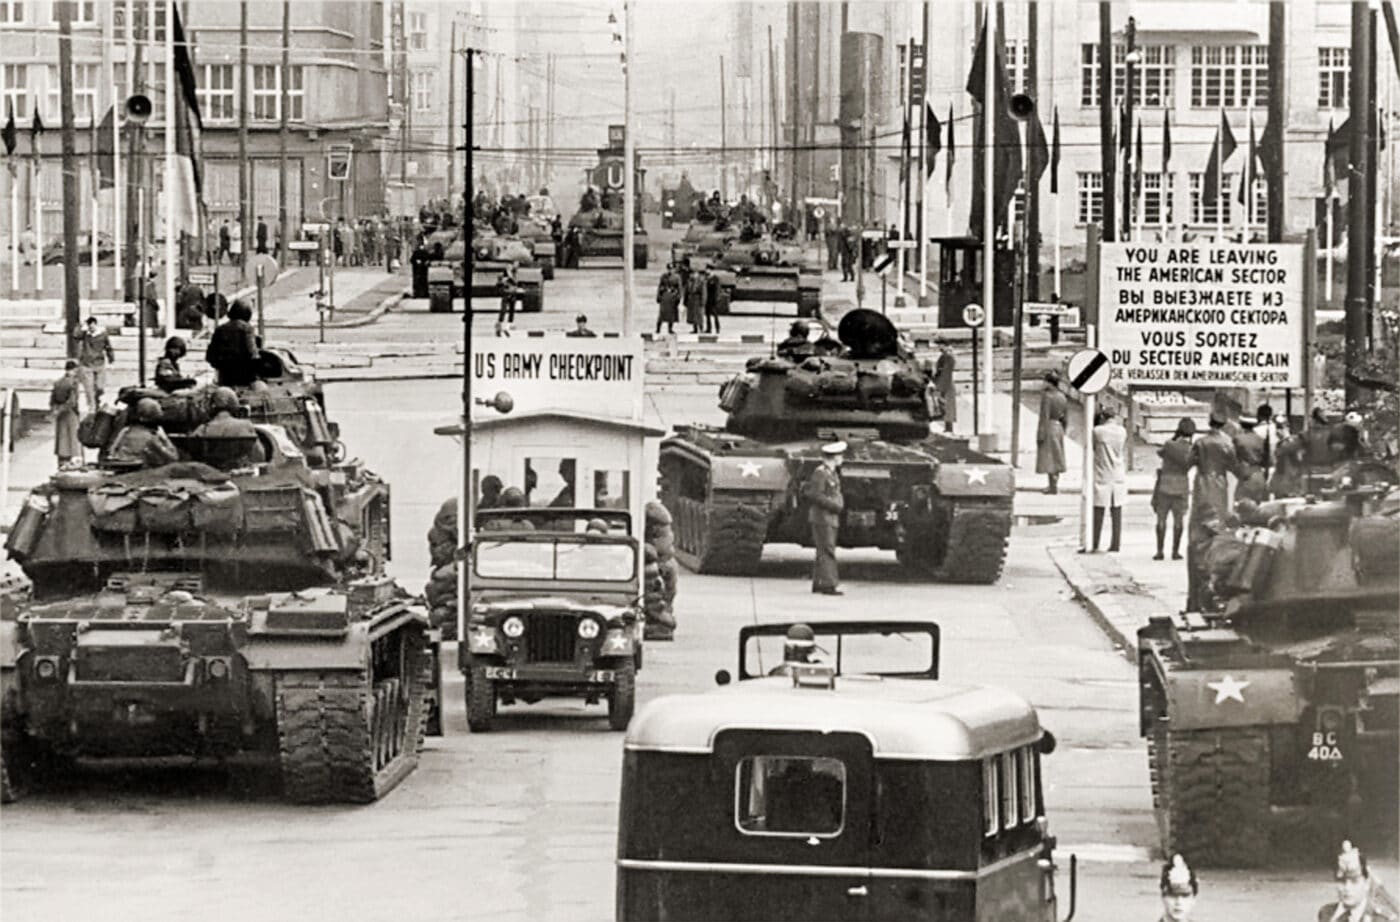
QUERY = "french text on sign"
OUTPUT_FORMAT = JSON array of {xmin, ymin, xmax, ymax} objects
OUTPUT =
[
  {"xmin": 1067, "ymin": 349, "xmax": 1112, "ymax": 395},
  {"xmin": 1097, "ymin": 242, "xmax": 1304, "ymax": 388}
]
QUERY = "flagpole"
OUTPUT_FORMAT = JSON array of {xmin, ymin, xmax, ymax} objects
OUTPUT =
[
  {"xmin": 111, "ymin": 12, "xmax": 123, "ymax": 302},
  {"xmin": 1326, "ymin": 196, "xmax": 1334, "ymax": 300},
  {"xmin": 896, "ymin": 41, "xmax": 911, "ymax": 304},
  {"xmin": 980, "ymin": 3, "xmax": 995, "ymax": 442},
  {"xmin": 33, "ymin": 154, "xmax": 42, "ymax": 297},
  {"xmin": 163, "ymin": 0, "xmax": 176, "ymax": 333},
  {"xmin": 1216, "ymin": 109, "xmax": 1224, "ymax": 243},
  {"xmin": 1241, "ymin": 104, "xmax": 1252, "ymax": 241}
]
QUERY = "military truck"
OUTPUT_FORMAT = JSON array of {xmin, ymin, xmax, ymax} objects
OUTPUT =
[
  {"xmin": 1, "ymin": 373, "xmax": 438, "ymax": 804},
  {"xmin": 707, "ymin": 223, "xmax": 822, "ymax": 318},
  {"xmin": 658, "ymin": 309, "xmax": 1013, "ymax": 583},
  {"xmin": 1137, "ymin": 472, "xmax": 1399, "ymax": 866},
  {"xmin": 425, "ymin": 221, "xmax": 546, "ymax": 314}
]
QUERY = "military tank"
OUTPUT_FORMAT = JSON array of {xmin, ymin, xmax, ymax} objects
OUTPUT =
[
  {"xmin": 426, "ymin": 221, "xmax": 546, "ymax": 314},
  {"xmin": 516, "ymin": 213, "xmax": 559, "ymax": 280},
  {"xmin": 1, "ymin": 370, "xmax": 437, "ymax": 804},
  {"xmin": 670, "ymin": 214, "xmax": 732, "ymax": 266},
  {"xmin": 563, "ymin": 190, "xmax": 649, "ymax": 270},
  {"xmin": 660, "ymin": 177, "xmax": 699, "ymax": 229},
  {"xmin": 707, "ymin": 221, "xmax": 822, "ymax": 318},
  {"xmin": 1137, "ymin": 470, "xmax": 1399, "ymax": 866},
  {"xmin": 658, "ymin": 309, "xmax": 1013, "ymax": 583}
]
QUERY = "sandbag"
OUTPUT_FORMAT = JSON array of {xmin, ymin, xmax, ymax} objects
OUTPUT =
[
  {"xmin": 138, "ymin": 485, "xmax": 193, "ymax": 532},
  {"xmin": 88, "ymin": 483, "xmax": 140, "ymax": 532},
  {"xmin": 431, "ymin": 563, "xmax": 457, "ymax": 583},
  {"xmin": 650, "ymin": 531, "xmax": 675, "ymax": 558},
  {"xmin": 427, "ymin": 524, "xmax": 456, "ymax": 548},
  {"xmin": 817, "ymin": 369, "xmax": 858, "ymax": 394},
  {"xmin": 1352, "ymin": 514, "xmax": 1400, "ymax": 582},
  {"xmin": 429, "ymin": 541, "xmax": 457, "ymax": 568},
  {"xmin": 433, "ymin": 498, "xmax": 458, "ymax": 532},
  {"xmin": 644, "ymin": 543, "xmax": 658, "ymax": 563},
  {"xmin": 644, "ymin": 501, "xmax": 673, "ymax": 528}
]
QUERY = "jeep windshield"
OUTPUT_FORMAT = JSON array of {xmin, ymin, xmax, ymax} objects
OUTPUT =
[{"xmin": 474, "ymin": 539, "xmax": 636, "ymax": 582}]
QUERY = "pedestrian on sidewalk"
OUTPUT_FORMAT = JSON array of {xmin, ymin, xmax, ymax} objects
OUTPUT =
[
  {"xmin": 72, "ymin": 316, "xmax": 114, "ymax": 413},
  {"xmin": 1036, "ymin": 370, "xmax": 1068, "ymax": 493},
  {"xmin": 803, "ymin": 441, "xmax": 846, "ymax": 595},
  {"xmin": 703, "ymin": 270, "xmax": 722, "ymax": 334},
  {"xmin": 1152, "ymin": 417, "xmax": 1195, "ymax": 561},
  {"xmin": 49, "ymin": 360, "xmax": 82, "ymax": 468},
  {"xmin": 824, "ymin": 218, "xmax": 840, "ymax": 270},
  {"xmin": 933, "ymin": 344, "xmax": 957, "ymax": 433},
  {"xmin": 1186, "ymin": 412, "xmax": 1237, "ymax": 611},
  {"xmin": 218, "ymin": 220, "xmax": 231, "ymax": 264},
  {"xmin": 229, "ymin": 221, "xmax": 243, "ymax": 266},
  {"xmin": 839, "ymin": 227, "xmax": 856, "ymax": 282},
  {"xmin": 497, "ymin": 265, "xmax": 521, "ymax": 326},
  {"xmin": 1091, "ymin": 404, "xmax": 1127, "ymax": 552},
  {"xmin": 684, "ymin": 267, "xmax": 707, "ymax": 334},
  {"xmin": 655, "ymin": 263, "xmax": 680, "ymax": 335},
  {"xmin": 255, "ymin": 216, "xmax": 268, "ymax": 255}
]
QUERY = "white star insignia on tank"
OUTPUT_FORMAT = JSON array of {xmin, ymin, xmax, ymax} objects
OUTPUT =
[
  {"xmin": 965, "ymin": 468, "xmax": 988, "ymax": 485},
  {"xmin": 737, "ymin": 461, "xmax": 763, "ymax": 479},
  {"xmin": 1207, "ymin": 675, "xmax": 1250, "ymax": 704}
]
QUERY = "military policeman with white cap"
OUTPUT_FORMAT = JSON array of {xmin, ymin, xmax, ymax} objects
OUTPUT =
[
  {"xmin": 1317, "ymin": 841, "xmax": 1398, "ymax": 922},
  {"xmin": 1157, "ymin": 854, "xmax": 1199, "ymax": 922},
  {"xmin": 802, "ymin": 441, "xmax": 846, "ymax": 595}
]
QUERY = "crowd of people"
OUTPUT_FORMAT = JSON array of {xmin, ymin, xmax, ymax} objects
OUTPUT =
[{"xmin": 205, "ymin": 215, "xmax": 413, "ymax": 271}]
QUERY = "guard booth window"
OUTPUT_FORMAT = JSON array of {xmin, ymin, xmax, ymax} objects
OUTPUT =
[
  {"xmin": 736, "ymin": 755, "xmax": 846, "ymax": 837},
  {"xmin": 593, "ymin": 470, "xmax": 630, "ymax": 510},
  {"xmin": 525, "ymin": 458, "xmax": 577, "ymax": 508}
]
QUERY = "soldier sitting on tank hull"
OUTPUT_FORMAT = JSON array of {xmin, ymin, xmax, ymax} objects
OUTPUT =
[
  {"xmin": 206, "ymin": 301, "xmax": 261, "ymax": 388},
  {"xmin": 106, "ymin": 397, "xmax": 180, "ymax": 469},
  {"xmin": 191, "ymin": 387, "xmax": 266, "ymax": 469},
  {"xmin": 776, "ymin": 321, "xmax": 815, "ymax": 362}
]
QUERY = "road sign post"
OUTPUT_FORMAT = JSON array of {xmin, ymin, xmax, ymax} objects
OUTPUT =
[
  {"xmin": 963, "ymin": 303, "xmax": 985, "ymax": 437},
  {"xmin": 1068, "ymin": 343, "xmax": 1110, "ymax": 552}
]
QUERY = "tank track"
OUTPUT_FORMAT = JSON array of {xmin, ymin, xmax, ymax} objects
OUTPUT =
[
  {"xmin": 1150, "ymin": 724, "xmax": 1271, "ymax": 867},
  {"xmin": 672, "ymin": 496, "xmax": 767, "ymax": 576},
  {"xmin": 928, "ymin": 504, "xmax": 1011, "ymax": 584},
  {"xmin": 274, "ymin": 632, "xmax": 430, "ymax": 804}
]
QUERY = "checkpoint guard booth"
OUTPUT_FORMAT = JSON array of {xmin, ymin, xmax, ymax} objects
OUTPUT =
[{"xmin": 931, "ymin": 236, "xmax": 1016, "ymax": 328}]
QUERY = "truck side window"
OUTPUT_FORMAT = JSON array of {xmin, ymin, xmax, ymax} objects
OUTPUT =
[
  {"xmin": 736, "ymin": 755, "xmax": 845, "ymax": 837},
  {"xmin": 1018, "ymin": 748, "xmax": 1037, "ymax": 823},
  {"xmin": 983, "ymin": 757, "xmax": 1000, "ymax": 836}
]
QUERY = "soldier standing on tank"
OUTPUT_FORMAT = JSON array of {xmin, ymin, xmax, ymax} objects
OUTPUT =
[
  {"xmin": 1186, "ymin": 412, "xmax": 1237, "ymax": 611},
  {"xmin": 206, "ymin": 301, "xmax": 261, "ymax": 388},
  {"xmin": 1152, "ymin": 418, "xmax": 1195, "ymax": 561},
  {"xmin": 777, "ymin": 320, "xmax": 814, "ymax": 361},
  {"xmin": 803, "ymin": 442, "xmax": 846, "ymax": 596},
  {"xmin": 1156, "ymin": 854, "xmax": 1200, "ymax": 922},
  {"xmin": 1317, "ymin": 841, "xmax": 1399, "ymax": 922},
  {"xmin": 1036, "ymin": 371, "xmax": 1068, "ymax": 494}
]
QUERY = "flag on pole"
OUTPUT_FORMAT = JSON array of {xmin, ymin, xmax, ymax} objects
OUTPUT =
[
  {"xmin": 1119, "ymin": 105, "xmax": 1129, "ymax": 152},
  {"xmin": 169, "ymin": 4, "xmax": 203, "ymax": 236},
  {"xmin": 94, "ymin": 106, "xmax": 115, "ymax": 190},
  {"xmin": 1238, "ymin": 115, "xmax": 1258, "ymax": 206},
  {"xmin": 29, "ymin": 111, "xmax": 44, "ymax": 155},
  {"xmin": 945, "ymin": 104, "xmax": 955, "ymax": 195},
  {"xmin": 1, "ymin": 106, "xmax": 15, "ymax": 159},
  {"xmin": 1049, "ymin": 106, "xmax": 1061, "ymax": 195},
  {"xmin": 1202, "ymin": 110, "xmax": 1236, "ymax": 206},
  {"xmin": 1162, "ymin": 111, "xmax": 1172, "ymax": 172},
  {"xmin": 1134, "ymin": 118, "xmax": 1143, "ymax": 199},
  {"xmin": 925, "ymin": 100, "xmax": 941, "ymax": 178},
  {"xmin": 1322, "ymin": 117, "xmax": 1337, "ymax": 196},
  {"xmin": 1027, "ymin": 106, "xmax": 1050, "ymax": 189},
  {"xmin": 965, "ymin": 15, "xmax": 1022, "ymax": 239}
]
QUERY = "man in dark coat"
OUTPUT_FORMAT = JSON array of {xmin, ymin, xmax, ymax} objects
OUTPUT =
[
  {"xmin": 802, "ymin": 441, "xmax": 846, "ymax": 595},
  {"xmin": 255, "ymin": 216, "xmax": 268, "ymax": 255},
  {"xmin": 655, "ymin": 264, "xmax": 681, "ymax": 335},
  {"xmin": 933, "ymin": 345, "xmax": 957, "ymax": 433},
  {"xmin": 1036, "ymin": 371, "xmax": 1068, "ymax": 493},
  {"xmin": 839, "ymin": 228, "xmax": 856, "ymax": 282},
  {"xmin": 218, "ymin": 220, "xmax": 231, "ymax": 264},
  {"xmin": 1186, "ymin": 412, "xmax": 1237, "ymax": 611},
  {"xmin": 205, "ymin": 300, "xmax": 261, "ymax": 387},
  {"xmin": 824, "ymin": 218, "xmax": 840, "ymax": 270},
  {"xmin": 1152, "ymin": 417, "xmax": 1195, "ymax": 560}
]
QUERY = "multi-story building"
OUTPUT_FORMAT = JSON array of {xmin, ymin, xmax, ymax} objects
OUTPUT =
[{"xmin": 0, "ymin": 0, "xmax": 390, "ymax": 253}]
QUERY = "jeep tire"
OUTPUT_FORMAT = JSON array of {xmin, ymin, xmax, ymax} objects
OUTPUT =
[
  {"xmin": 608, "ymin": 658, "xmax": 636, "ymax": 731},
  {"xmin": 466, "ymin": 664, "xmax": 496, "ymax": 733}
]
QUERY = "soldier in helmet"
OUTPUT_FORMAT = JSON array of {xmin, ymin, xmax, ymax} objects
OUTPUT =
[
  {"xmin": 802, "ymin": 441, "xmax": 846, "ymax": 595},
  {"xmin": 1187, "ymin": 411, "xmax": 1238, "ymax": 611},
  {"xmin": 1157, "ymin": 854, "xmax": 1199, "ymax": 921},
  {"xmin": 776, "ymin": 320, "xmax": 814, "ymax": 361},
  {"xmin": 193, "ymin": 386, "xmax": 265, "ymax": 467},
  {"xmin": 767, "ymin": 624, "xmax": 823, "ymax": 675},
  {"xmin": 107, "ymin": 397, "xmax": 180, "ymax": 468},
  {"xmin": 1317, "ymin": 841, "xmax": 1398, "ymax": 922}
]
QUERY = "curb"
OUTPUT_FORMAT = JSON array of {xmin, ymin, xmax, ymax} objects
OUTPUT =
[
  {"xmin": 263, "ymin": 290, "xmax": 406, "ymax": 331},
  {"xmin": 1046, "ymin": 543, "xmax": 1173, "ymax": 662}
]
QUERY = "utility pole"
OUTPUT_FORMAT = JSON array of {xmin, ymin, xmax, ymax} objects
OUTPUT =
[
  {"xmin": 622, "ymin": 0, "xmax": 635, "ymax": 335},
  {"xmin": 238, "ymin": 0, "xmax": 249, "ymax": 268},
  {"xmin": 1026, "ymin": 1, "xmax": 1041, "ymax": 301},
  {"xmin": 1265, "ymin": 2, "xmax": 1285, "ymax": 242},
  {"xmin": 400, "ymin": 29, "xmax": 410, "ymax": 186},
  {"xmin": 720, "ymin": 56, "xmax": 728, "ymax": 200},
  {"xmin": 1097, "ymin": 1, "xmax": 1115, "ymax": 242},
  {"xmin": 768, "ymin": 25, "xmax": 778, "ymax": 188},
  {"xmin": 447, "ymin": 21, "xmax": 457, "ymax": 202},
  {"xmin": 1345, "ymin": 0, "xmax": 1375, "ymax": 405},
  {"xmin": 278, "ymin": 0, "xmax": 290, "ymax": 263},
  {"xmin": 457, "ymin": 44, "xmax": 475, "ymax": 644},
  {"xmin": 124, "ymin": 0, "xmax": 145, "ymax": 300},
  {"xmin": 1121, "ymin": 16, "xmax": 1137, "ymax": 242},
  {"xmin": 58, "ymin": 0, "xmax": 81, "ymax": 350},
  {"xmin": 788, "ymin": 4, "xmax": 799, "ymax": 216}
]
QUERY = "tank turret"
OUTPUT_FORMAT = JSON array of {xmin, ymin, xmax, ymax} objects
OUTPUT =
[{"xmin": 719, "ymin": 310, "xmax": 935, "ymax": 441}]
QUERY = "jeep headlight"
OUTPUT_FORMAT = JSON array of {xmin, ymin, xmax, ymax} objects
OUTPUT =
[
  {"xmin": 502, "ymin": 616, "xmax": 525, "ymax": 639},
  {"xmin": 577, "ymin": 618, "xmax": 601, "ymax": 640},
  {"xmin": 600, "ymin": 628, "xmax": 631, "ymax": 655}
]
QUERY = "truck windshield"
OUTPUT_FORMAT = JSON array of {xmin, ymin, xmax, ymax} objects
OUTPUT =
[{"xmin": 475, "ymin": 540, "xmax": 635, "ymax": 582}]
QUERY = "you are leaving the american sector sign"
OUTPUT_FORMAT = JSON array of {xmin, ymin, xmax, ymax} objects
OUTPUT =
[{"xmin": 1097, "ymin": 242, "xmax": 1305, "ymax": 388}]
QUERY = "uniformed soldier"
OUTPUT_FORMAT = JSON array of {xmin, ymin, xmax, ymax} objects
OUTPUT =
[
  {"xmin": 802, "ymin": 442, "xmax": 845, "ymax": 595},
  {"xmin": 776, "ymin": 320, "xmax": 814, "ymax": 361},
  {"xmin": 1233, "ymin": 415, "xmax": 1268, "ymax": 502},
  {"xmin": 1152, "ymin": 417, "xmax": 1195, "ymax": 561},
  {"xmin": 1317, "ymin": 841, "xmax": 1399, "ymax": 922},
  {"xmin": 1186, "ymin": 412, "xmax": 1237, "ymax": 611},
  {"xmin": 1157, "ymin": 853, "xmax": 1198, "ymax": 922},
  {"xmin": 192, "ymin": 387, "xmax": 266, "ymax": 468},
  {"xmin": 107, "ymin": 398, "xmax": 180, "ymax": 469}
]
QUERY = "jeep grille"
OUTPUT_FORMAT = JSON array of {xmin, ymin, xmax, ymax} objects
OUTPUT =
[{"xmin": 524, "ymin": 612, "xmax": 578, "ymax": 664}]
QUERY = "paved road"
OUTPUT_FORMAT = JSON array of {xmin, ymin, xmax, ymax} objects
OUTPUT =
[{"xmin": 4, "ymin": 373, "xmax": 1382, "ymax": 922}]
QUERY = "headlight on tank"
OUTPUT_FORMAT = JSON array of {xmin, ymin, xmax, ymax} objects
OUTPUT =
[
  {"xmin": 502, "ymin": 616, "xmax": 525, "ymax": 639},
  {"xmin": 34, "ymin": 656, "xmax": 60, "ymax": 681},
  {"xmin": 577, "ymin": 618, "xmax": 601, "ymax": 640},
  {"xmin": 600, "ymin": 628, "xmax": 631, "ymax": 655}
]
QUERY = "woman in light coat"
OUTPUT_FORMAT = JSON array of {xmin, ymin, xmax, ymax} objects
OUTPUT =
[{"xmin": 1091, "ymin": 404, "xmax": 1128, "ymax": 552}]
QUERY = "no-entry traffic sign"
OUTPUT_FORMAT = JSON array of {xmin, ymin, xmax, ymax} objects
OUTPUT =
[
  {"xmin": 872, "ymin": 252, "xmax": 895, "ymax": 276},
  {"xmin": 1067, "ymin": 348, "xmax": 1111, "ymax": 395}
]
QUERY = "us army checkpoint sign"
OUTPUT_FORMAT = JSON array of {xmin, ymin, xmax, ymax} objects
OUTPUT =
[
  {"xmin": 1096, "ymin": 242, "xmax": 1305, "ymax": 388},
  {"xmin": 469, "ymin": 335, "xmax": 645, "ymax": 423}
]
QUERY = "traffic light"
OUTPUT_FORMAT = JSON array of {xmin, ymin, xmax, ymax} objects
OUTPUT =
[{"xmin": 327, "ymin": 145, "xmax": 352, "ymax": 182}]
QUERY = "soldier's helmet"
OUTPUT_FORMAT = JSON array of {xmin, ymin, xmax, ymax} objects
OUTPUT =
[
  {"xmin": 500, "ymin": 487, "xmax": 527, "ymax": 509},
  {"xmin": 134, "ymin": 397, "xmax": 163, "ymax": 424},
  {"xmin": 1336, "ymin": 840, "xmax": 1369, "ymax": 881},
  {"xmin": 783, "ymin": 623, "xmax": 817, "ymax": 664},
  {"xmin": 210, "ymin": 387, "xmax": 240, "ymax": 413},
  {"xmin": 788, "ymin": 320, "xmax": 810, "ymax": 337},
  {"xmin": 1159, "ymin": 854, "xmax": 1197, "ymax": 896}
]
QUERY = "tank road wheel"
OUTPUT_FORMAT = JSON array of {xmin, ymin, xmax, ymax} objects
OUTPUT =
[
  {"xmin": 274, "ymin": 628, "xmax": 431, "ymax": 804},
  {"xmin": 465, "ymin": 664, "xmax": 496, "ymax": 733},
  {"xmin": 1157, "ymin": 726, "xmax": 1272, "ymax": 867},
  {"xmin": 924, "ymin": 504, "xmax": 1011, "ymax": 584},
  {"xmin": 608, "ymin": 658, "xmax": 637, "ymax": 732}
]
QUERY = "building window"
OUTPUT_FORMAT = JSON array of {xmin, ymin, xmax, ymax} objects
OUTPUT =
[
  {"xmin": 198, "ymin": 64, "xmax": 235, "ymax": 123},
  {"xmin": 52, "ymin": 1, "xmax": 94, "ymax": 23},
  {"xmin": 0, "ymin": 2, "xmax": 24, "ymax": 24},
  {"xmin": 286, "ymin": 66, "xmax": 304, "ymax": 121},
  {"xmin": 408, "ymin": 10, "xmax": 428, "ymax": 50},
  {"xmin": 1318, "ymin": 47, "xmax": 1348, "ymax": 109},
  {"xmin": 1005, "ymin": 39, "xmax": 1029, "ymax": 95},
  {"xmin": 1, "ymin": 64, "xmax": 29, "ymax": 121},
  {"xmin": 1190, "ymin": 45, "xmax": 1269, "ymax": 109},
  {"xmin": 413, "ymin": 70, "xmax": 432, "ymax": 112},
  {"xmin": 1077, "ymin": 172, "xmax": 1103, "ymax": 225},
  {"xmin": 1138, "ymin": 172, "xmax": 1176, "ymax": 226},
  {"xmin": 45, "ymin": 64, "xmax": 98, "ymax": 122},
  {"xmin": 1190, "ymin": 171, "xmax": 1235, "ymax": 225},
  {"xmin": 1080, "ymin": 44, "xmax": 1175, "ymax": 108},
  {"xmin": 1243, "ymin": 179, "xmax": 1268, "ymax": 227},
  {"xmin": 252, "ymin": 65, "xmax": 279, "ymax": 120}
]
